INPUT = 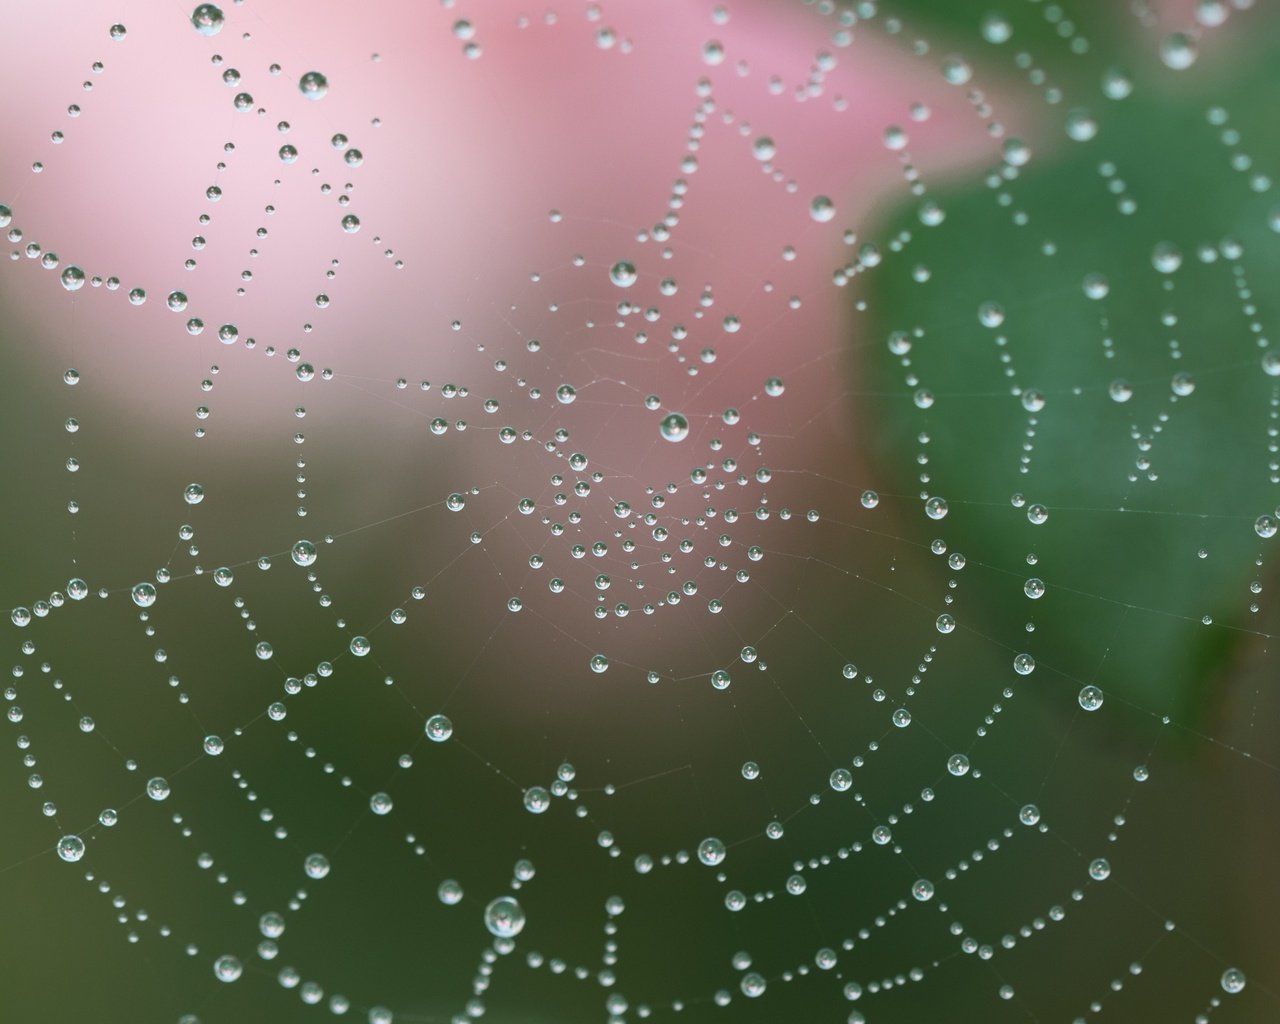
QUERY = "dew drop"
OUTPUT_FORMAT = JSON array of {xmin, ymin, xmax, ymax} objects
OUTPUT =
[
  {"xmin": 213, "ymin": 955, "xmax": 242, "ymax": 982},
  {"xmin": 191, "ymin": 4, "xmax": 224, "ymax": 36},
  {"xmin": 57, "ymin": 835, "xmax": 85, "ymax": 862},
  {"xmin": 609, "ymin": 261, "xmax": 637, "ymax": 287},
  {"xmin": 697, "ymin": 837, "xmax": 726, "ymax": 866},
  {"xmin": 809, "ymin": 196, "xmax": 836, "ymax": 223},
  {"xmin": 484, "ymin": 896, "xmax": 526, "ymax": 937},
  {"xmin": 438, "ymin": 879, "xmax": 463, "ymax": 905},
  {"xmin": 941, "ymin": 55, "xmax": 972, "ymax": 84},
  {"xmin": 981, "ymin": 13, "xmax": 1012, "ymax": 44},
  {"xmin": 299, "ymin": 71, "xmax": 328, "ymax": 99},
  {"xmin": 425, "ymin": 714, "xmax": 453, "ymax": 742},
  {"xmin": 660, "ymin": 413, "xmax": 689, "ymax": 443},
  {"xmin": 1160, "ymin": 33, "xmax": 1197, "ymax": 71},
  {"xmin": 291, "ymin": 539, "xmax": 317, "ymax": 566},
  {"xmin": 304, "ymin": 853, "xmax": 330, "ymax": 879},
  {"xmin": 131, "ymin": 582, "xmax": 157, "ymax": 608}
]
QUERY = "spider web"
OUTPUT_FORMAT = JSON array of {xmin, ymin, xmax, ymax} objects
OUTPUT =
[{"xmin": 0, "ymin": 1, "xmax": 1276, "ymax": 1022}]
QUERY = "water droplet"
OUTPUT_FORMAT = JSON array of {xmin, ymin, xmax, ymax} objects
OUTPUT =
[
  {"xmin": 1152, "ymin": 241, "xmax": 1182, "ymax": 273},
  {"xmin": 291, "ymin": 539, "xmax": 317, "ymax": 566},
  {"xmin": 697, "ymin": 837, "xmax": 726, "ymax": 866},
  {"xmin": 299, "ymin": 71, "xmax": 328, "ymax": 99},
  {"xmin": 609, "ymin": 261, "xmax": 637, "ymax": 287},
  {"xmin": 1160, "ymin": 33, "xmax": 1197, "ymax": 71},
  {"xmin": 1065, "ymin": 108, "xmax": 1097, "ymax": 142},
  {"xmin": 978, "ymin": 301, "xmax": 1005, "ymax": 327},
  {"xmin": 1102, "ymin": 67, "xmax": 1133, "ymax": 100},
  {"xmin": 809, "ymin": 196, "xmax": 835, "ymax": 223},
  {"xmin": 191, "ymin": 4, "xmax": 224, "ymax": 36},
  {"xmin": 438, "ymin": 879, "xmax": 463, "ymax": 905},
  {"xmin": 741, "ymin": 972, "xmax": 767, "ymax": 997},
  {"xmin": 425, "ymin": 714, "xmax": 453, "ymax": 741},
  {"xmin": 981, "ymin": 13, "xmax": 1012, "ymax": 44},
  {"xmin": 660, "ymin": 413, "xmax": 689, "ymax": 442},
  {"xmin": 57, "ymin": 835, "xmax": 85, "ymax": 862},
  {"xmin": 1083, "ymin": 273, "xmax": 1109, "ymax": 300},
  {"xmin": 484, "ymin": 896, "xmax": 526, "ymax": 937},
  {"xmin": 1109, "ymin": 379, "xmax": 1133, "ymax": 403},
  {"xmin": 941, "ymin": 55, "xmax": 972, "ymax": 84},
  {"xmin": 1003, "ymin": 138, "xmax": 1031, "ymax": 167},
  {"xmin": 213, "ymin": 955, "xmax": 242, "ymax": 982}
]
